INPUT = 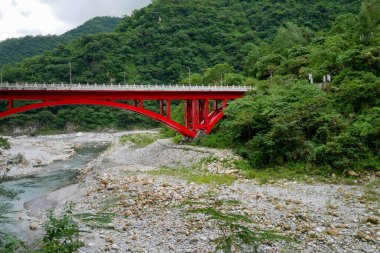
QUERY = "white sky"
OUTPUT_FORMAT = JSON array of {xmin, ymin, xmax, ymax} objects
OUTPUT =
[{"xmin": 0, "ymin": 0, "xmax": 151, "ymax": 41}]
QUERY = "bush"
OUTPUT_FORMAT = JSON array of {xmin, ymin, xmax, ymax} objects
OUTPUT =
[
  {"xmin": 223, "ymin": 80, "xmax": 378, "ymax": 170},
  {"xmin": 37, "ymin": 204, "xmax": 84, "ymax": 253},
  {"xmin": 0, "ymin": 137, "xmax": 10, "ymax": 150}
]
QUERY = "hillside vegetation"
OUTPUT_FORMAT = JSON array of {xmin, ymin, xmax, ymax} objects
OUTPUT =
[
  {"xmin": 1, "ymin": 0, "xmax": 379, "ymax": 172},
  {"xmin": 0, "ymin": 16, "xmax": 121, "ymax": 66}
]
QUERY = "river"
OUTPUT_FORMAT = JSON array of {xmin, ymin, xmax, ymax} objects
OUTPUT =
[{"xmin": 0, "ymin": 143, "xmax": 108, "ymax": 242}]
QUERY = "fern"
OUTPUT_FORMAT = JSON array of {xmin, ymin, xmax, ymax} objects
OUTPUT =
[{"xmin": 190, "ymin": 207, "xmax": 290, "ymax": 253}]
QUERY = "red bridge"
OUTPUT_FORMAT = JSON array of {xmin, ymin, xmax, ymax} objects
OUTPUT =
[{"xmin": 0, "ymin": 84, "xmax": 251, "ymax": 138}]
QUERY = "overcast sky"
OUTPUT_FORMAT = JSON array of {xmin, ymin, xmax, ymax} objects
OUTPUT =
[{"xmin": 0, "ymin": 0, "xmax": 151, "ymax": 41}]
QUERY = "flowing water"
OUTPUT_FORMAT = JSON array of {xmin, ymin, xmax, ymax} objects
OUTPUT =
[{"xmin": 0, "ymin": 143, "xmax": 108, "ymax": 242}]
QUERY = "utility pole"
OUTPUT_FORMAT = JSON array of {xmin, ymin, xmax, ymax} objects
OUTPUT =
[
  {"xmin": 124, "ymin": 72, "xmax": 126, "ymax": 85},
  {"xmin": 220, "ymin": 73, "xmax": 224, "ymax": 85},
  {"xmin": 187, "ymin": 67, "xmax": 191, "ymax": 85},
  {"xmin": 69, "ymin": 62, "xmax": 72, "ymax": 84},
  {"xmin": 0, "ymin": 66, "xmax": 3, "ymax": 84}
]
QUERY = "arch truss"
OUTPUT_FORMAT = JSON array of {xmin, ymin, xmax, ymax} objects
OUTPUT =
[{"xmin": 0, "ymin": 84, "xmax": 250, "ymax": 138}]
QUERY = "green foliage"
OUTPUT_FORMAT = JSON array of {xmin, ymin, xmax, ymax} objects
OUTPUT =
[
  {"xmin": 196, "ymin": 128, "xmax": 233, "ymax": 149},
  {"xmin": 73, "ymin": 212, "xmax": 121, "ymax": 229},
  {"xmin": 0, "ymin": 202, "xmax": 13, "ymax": 228},
  {"xmin": 223, "ymin": 78, "xmax": 379, "ymax": 170},
  {"xmin": 149, "ymin": 166, "xmax": 237, "ymax": 186},
  {"xmin": 0, "ymin": 106, "xmax": 159, "ymax": 134},
  {"xmin": 0, "ymin": 137, "xmax": 10, "ymax": 150},
  {"xmin": 120, "ymin": 133, "xmax": 160, "ymax": 147},
  {"xmin": 202, "ymin": 64, "xmax": 234, "ymax": 85},
  {"xmin": 189, "ymin": 207, "xmax": 289, "ymax": 253},
  {"xmin": 0, "ymin": 234, "xmax": 27, "ymax": 253},
  {"xmin": 3, "ymin": 0, "xmax": 360, "ymax": 84},
  {"xmin": 172, "ymin": 134, "xmax": 183, "ymax": 144},
  {"xmin": 36, "ymin": 204, "xmax": 84, "ymax": 253}
]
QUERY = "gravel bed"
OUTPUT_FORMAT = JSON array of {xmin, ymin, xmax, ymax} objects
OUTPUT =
[{"xmin": 69, "ymin": 137, "xmax": 379, "ymax": 253}]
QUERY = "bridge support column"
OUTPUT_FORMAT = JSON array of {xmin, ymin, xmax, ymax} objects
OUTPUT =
[
  {"xmin": 160, "ymin": 100, "xmax": 164, "ymax": 115},
  {"xmin": 192, "ymin": 100, "xmax": 197, "ymax": 131},
  {"xmin": 167, "ymin": 100, "xmax": 171, "ymax": 118},
  {"xmin": 205, "ymin": 99, "xmax": 209, "ymax": 126},
  {"xmin": 185, "ymin": 100, "xmax": 192, "ymax": 129},
  {"xmin": 8, "ymin": 99, "xmax": 13, "ymax": 110},
  {"xmin": 223, "ymin": 99, "xmax": 227, "ymax": 108},
  {"xmin": 197, "ymin": 99, "xmax": 208, "ymax": 130}
]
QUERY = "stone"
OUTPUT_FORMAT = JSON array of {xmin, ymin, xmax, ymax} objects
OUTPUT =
[
  {"xmin": 224, "ymin": 169, "xmax": 239, "ymax": 175},
  {"xmin": 29, "ymin": 222, "xmax": 38, "ymax": 230},
  {"xmin": 124, "ymin": 210, "xmax": 133, "ymax": 216},
  {"xmin": 132, "ymin": 235, "xmax": 138, "ymax": 241},
  {"xmin": 347, "ymin": 170, "xmax": 359, "ymax": 177},
  {"xmin": 366, "ymin": 216, "xmax": 379, "ymax": 225},
  {"xmin": 111, "ymin": 244, "xmax": 120, "ymax": 251},
  {"xmin": 275, "ymin": 204, "xmax": 284, "ymax": 210},
  {"xmin": 100, "ymin": 178, "xmax": 109, "ymax": 186},
  {"xmin": 326, "ymin": 228, "xmax": 340, "ymax": 236},
  {"xmin": 375, "ymin": 171, "xmax": 380, "ymax": 178},
  {"xmin": 106, "ymin": 236, "xmax": 114, "ymax": 243},
  {"xmin": 357, "ymin": 231, "xmax": 371, "ymax": 241}
]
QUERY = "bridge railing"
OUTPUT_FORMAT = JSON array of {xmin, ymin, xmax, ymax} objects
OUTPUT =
[{"xmin": 0, "ymin": 83, "xmax": 253, "ymax": 92}]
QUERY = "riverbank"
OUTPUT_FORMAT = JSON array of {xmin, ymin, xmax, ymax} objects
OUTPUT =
[
  {"xmin": 0, "ymin": 130, "xmax": 158, "ymax": 178},
  {"xmin": 71, "ymin": 135, "xmax": 379, "ymax": 253}
]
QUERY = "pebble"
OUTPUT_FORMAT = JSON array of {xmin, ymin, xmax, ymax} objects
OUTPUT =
[
  {"xmin": 25, "ymin": 132, "xmax": 378, "ymax": 253},
  {"xmin": 366, "ymin": 216, "xmax": 379, "ymax": 225},
  {"xmin": 326, "ymin": 228, "xmax": 340, "ymax": 236},
  {"xmin": 29, "ymin": 222, "xmax": 38, "ymax": 230}
]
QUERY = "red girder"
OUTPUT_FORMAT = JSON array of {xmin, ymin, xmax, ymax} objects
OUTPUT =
[{"xmin": 0, "ymin": 89, "xmax": 246, "ymax": 138}]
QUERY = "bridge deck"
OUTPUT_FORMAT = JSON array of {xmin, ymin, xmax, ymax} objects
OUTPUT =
[{"xmin": 0, "ymin": 83, "xmax": 252, "ymax": 92}]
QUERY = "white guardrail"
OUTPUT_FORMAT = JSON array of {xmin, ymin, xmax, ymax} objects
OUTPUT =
[{"xmin": 0, "ymin": 83, "xmax": 253, "ymax": 92}]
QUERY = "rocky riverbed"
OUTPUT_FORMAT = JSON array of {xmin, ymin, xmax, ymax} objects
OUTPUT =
[
  {"xmin": 0, "ymin": 130, "xmax": 157, "ymax": 177},
  {"xmin": 1, "ymin": 132, "xmax": 379, "ymax": 252}
]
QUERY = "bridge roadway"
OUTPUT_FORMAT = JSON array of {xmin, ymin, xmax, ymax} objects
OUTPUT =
[
  {"xmin": 0, "ymin": 83, "xmax": 252, "ymax": 92},
  {"xmin": 0, "ymin": 83, "xmax": 252, "ymax": 137}
]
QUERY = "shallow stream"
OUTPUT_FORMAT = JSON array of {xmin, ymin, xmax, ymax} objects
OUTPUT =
[{"xmin": 0, "ymin": 143, "xmax": 108, "ymax": 242}]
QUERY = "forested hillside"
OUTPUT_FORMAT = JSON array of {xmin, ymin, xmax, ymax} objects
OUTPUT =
[
  {"xmin": 0, "ymin": 0, "xmax": 379, "ymax": 172},
  {"xmin": 0, "ymin": 16, "xmax": 121, "ymax": 66},
  {"xmin": 1, "ymin": 0, "xmax": 360, "ymax": 84}
]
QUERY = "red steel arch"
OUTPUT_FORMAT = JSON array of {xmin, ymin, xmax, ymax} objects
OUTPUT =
[{"xmin": 0, "ymin": 86, "xmax": 249, "ymax": 138}]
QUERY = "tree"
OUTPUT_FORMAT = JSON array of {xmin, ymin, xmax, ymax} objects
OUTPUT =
[{"xmin": 202, "ymin": 63, "xmax": 234, "ymax": 85}]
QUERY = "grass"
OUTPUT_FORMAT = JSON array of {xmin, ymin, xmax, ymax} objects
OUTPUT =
[
  {"xmin": 188, "ymin": 206, "xmax": 291, "ymax": 253},
  {"xmin": 359, "ymin": 179, "xmax": 380, "ymax": 204},
  {"xmin": 235, "ymin": 160, "xmax": 360, "ymax": 184},
  {"xmin": 148, "ymin": 166, "xmax": 237, "ymax": 186},
  {"xmin": 99, "ymin": 196, "xmax": 122, "ymax": 211},
  {"xmin": 120, "ymin": 133, "xmax": 160, "ymax": 147},
  {"xmin": 73, "ymin": 212, "xmax": 122, "ymax": 229}
]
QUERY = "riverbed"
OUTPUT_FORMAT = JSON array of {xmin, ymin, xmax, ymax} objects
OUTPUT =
[{"xmin": 0, "ymin": 131, "xmax": 379, "ymax": 252}]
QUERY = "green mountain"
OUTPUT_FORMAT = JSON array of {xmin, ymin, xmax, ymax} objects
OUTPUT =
[
  {"xmin": 0, "ymin": 16, "xmax": 121, "ymax": 66},
  {"xmin": 2, "ymin": 0, "xmax": 360, "ymax": 84}
]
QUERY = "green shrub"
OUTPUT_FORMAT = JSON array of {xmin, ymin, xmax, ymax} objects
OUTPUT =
[
  {"xmin": 0, "ymin": 137, "xmax": 10, "ymax": 150},
  {"xmin": 189, "ymin": 206, "xmax": 290, "ymax": 253},
  {"xmin": 37, "ymin": 204, "xmax": 84, "ymax": 253},
  {"xmin": 120, "ymin": 133, "xmax": 159, "ymax": 147}
]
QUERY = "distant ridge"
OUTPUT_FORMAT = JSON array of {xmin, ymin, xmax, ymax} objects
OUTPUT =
[{"xmin": 0, "ymin": 16, "xmax": 121, "ymax": 66}]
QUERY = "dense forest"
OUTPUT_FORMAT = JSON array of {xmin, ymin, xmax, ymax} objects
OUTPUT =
[
  {"xmin": 0, "ymin": 17, "xmax": 121, "ymax": 66},
  {"xmin": 0, "ymin": 0, "xmax": 379, "ymax": 171}
]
